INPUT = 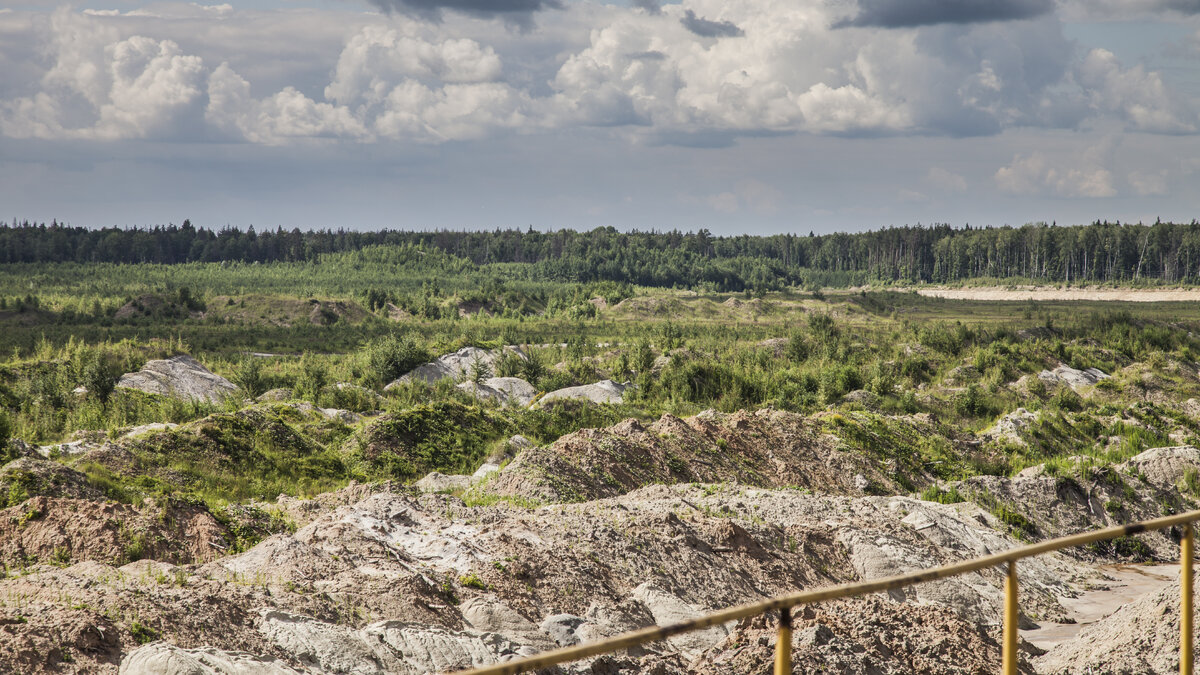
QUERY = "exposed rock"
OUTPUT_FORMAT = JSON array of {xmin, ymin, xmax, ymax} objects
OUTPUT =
[
  {"xmin": 460, "ymin": 598, "xmax": 549, "ymax": 648},
  {"xmin": 318, "ymin": 408, "xmax": 361, "ymax": 425},
  {"xmin": 121, "ymin": 422, "xmax": 179, "ymax": 438},
  {"xmin": 1038, "ymin": 364, "xmax": 1110, "ymax": 391},
  {"xmin": 116, "ymin": 355, "xmax": 238, "ymax": 403},
  {"xmin": 259, "ymin": 608, "xmax": 524, "ymax": 674},
  {"xmin": 1120, "ymin": 445, "xmax": 1200, "ymax": 490},
  {"xmin": 756, "ymin": 337, "xmax": 789, "ymax": 357},
  {"xmin": 119, "ymin": 644, "xmax": 303, "ymax": 675},
  {"xmin": 457, "ymin": 377, "xmax": 537, "ymax": 407},
  {"xmin": 415, "ymin": 472, "xmax": 472, "ymax": 493},
  {"xmin": 539, "ymin": 613, "xmax": 585, "ymax": 646},
  {"xmin": 533, "ymin": 380, "xmax": 628, "ymax": 407},
  {"xmin": 631, "ymin": 582, "xmax": 728, "ymax": 659},
  {"xmin": 982, "ymin": 408, "xmax": 1039, "ymax": 446},
  {"xmin": 843, "ymin": 389, "xmax": 881, "ymax": 410},
  {"xmin": 257, "ymin": 388, "xmax": 294, "ymax": 402},
  {"xmin": 257, "ymin": 609, "xmax": 392, "ymax": 673},
  {"xmin": 944, "ymin": 364, "xmax": 981, "ymax": 386},
  {"xmin": 385, "ymin": 347, "xmax": 525, "ymax": 389},
  {"xmin": 472, "ymin": 463, "xmax": 502, "ymax": 479},
  {"xmin": 486, "ymin": 435, "xmax": 534, "ymax": 464}
]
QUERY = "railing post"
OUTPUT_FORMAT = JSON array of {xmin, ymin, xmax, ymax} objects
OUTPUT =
[
  {"xmin": 1183, "ymin": 523, "xmax": 1194, "ymax": 675},
  {"xmin": 1003, "ymin": 560, "xmax": 1018, "ymax": 675},
  {"xmin": 774, "ymin": 607, "xmax": 791, "ymax": 675}
]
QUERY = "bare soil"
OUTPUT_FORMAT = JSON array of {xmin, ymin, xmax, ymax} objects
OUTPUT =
[{"xmin": 915, "ymin": 287, "xmax": 1200, "ymax": 302}]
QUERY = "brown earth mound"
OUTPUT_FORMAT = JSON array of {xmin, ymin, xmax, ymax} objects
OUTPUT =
[
  {"xmin": 0, "ymin": 496, "xmax": 230, "ymax": 567},
  {"xmin": 481, "ymin": 409, "xmax": 912, "ymax": 503}
]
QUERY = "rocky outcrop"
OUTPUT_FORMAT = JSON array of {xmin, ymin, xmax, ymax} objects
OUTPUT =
[
  {"xmin": 457, "ymin": 377, "xmax": 537, "ymax": 407},
  {"xmin": 385, "ymin": 347, "xmax": 525, "ymax": 389},
  {"xmin": 1121, "ymin": 445, "xmax": 1200, "ymax": 489},
  {"xmin": 631, "ymin": 582, "xmax": 728, "ymax": 659},
  {"xmin": 533, "ymin": 380, "xmax": 628, "ymax": 407},
  {"xmin": 414, "ymin": 472, "xmax": 472, "ymax": 493},
  {"xmin": 120, "ymin": 644, "xmax": 302, "ymax": 675},
  {"xmin": 116, "ymin": 355, "xmax": 238, "ymax": 403},
  {"xmin": 982, "ymin": 408, "xmax": 1038, "ymax": 446},
  {"xmin": 1038, "ymin": 364, "xmax": 1110, "ymax": 391}
]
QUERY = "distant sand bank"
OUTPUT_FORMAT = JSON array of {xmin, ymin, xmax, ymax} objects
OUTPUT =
[{"xmin": 915, "ymin": 287, "xmax": 1200, "ymax": 302}]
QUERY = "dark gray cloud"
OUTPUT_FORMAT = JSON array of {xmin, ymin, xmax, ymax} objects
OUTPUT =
[
  {"xmin": 364, "ymin": 0, "xmax": 563, "ymax": 25},
  {"xmin": 680, "ymin": 9, "xmax": 744, "ymax": 38},
  {"xmin": 834, "ymin": 0, "xmax": 1053, "ymax": 28},
  {"xmin": 632, "ymin": 0, "xmax": 662, "ymax": 15}
]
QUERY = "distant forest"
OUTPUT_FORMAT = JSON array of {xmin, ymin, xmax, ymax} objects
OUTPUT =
[{"xmin": 4, "ymin": 219, "xmax": 1200, "ymax": 288}]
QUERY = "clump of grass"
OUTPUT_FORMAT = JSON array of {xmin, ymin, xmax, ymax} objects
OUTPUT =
[{"xmin": 919, "ymin": 485, "xmax": 966, "ymax": 504}]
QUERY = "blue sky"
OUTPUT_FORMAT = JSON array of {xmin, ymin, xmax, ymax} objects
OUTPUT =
[{"xmin": 1, "ymin": 0, "xmax": 1197, "ymax": 234}]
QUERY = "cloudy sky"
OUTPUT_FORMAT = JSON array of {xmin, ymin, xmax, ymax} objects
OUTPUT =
[{"xmin": 1, "ymin": 0, "xmax": 1198, "ymax": 234}]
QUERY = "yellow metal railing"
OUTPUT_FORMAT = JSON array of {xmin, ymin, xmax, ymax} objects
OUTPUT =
[{"xmin": 455, "ymin": 508, "xmax": 1200, "ymax": 675}]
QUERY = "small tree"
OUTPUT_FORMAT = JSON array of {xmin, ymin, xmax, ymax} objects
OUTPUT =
[
  {"xmin": 0, "ymin": 411, "xmax": 12, "ymax": 463},
  {"xmin": 468, "ymin": 354, "xmax": 493, "ymax": 385},
  {"xmin": 231, "ymin": 358, "xmax": 267, "ymax": 398},
  {"xmin": 520, "ymin": 349, "xmax": 547, "ymax": 387},
  {"xmin": 82, "ymin": 352, "xmax": 124, "ymax": 406},
  {"xmin": 366, "ymin": 334, "xmax": 430, "ymax": 388},
  {"xmin": 295, "ymin": 355, "xmax": 329, "ymax": 404}
]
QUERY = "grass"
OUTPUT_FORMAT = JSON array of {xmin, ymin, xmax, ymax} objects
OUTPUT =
[{"xmin": 2, "ymin": 261, "xmax": 1200, "ymax": 531}]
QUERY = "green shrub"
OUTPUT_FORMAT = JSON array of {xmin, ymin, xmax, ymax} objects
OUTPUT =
[
  {"xmin": 365, "ymin": 334, "xmax": 430, "ymax": 388},
  {"xmin": 919, "ymin": 485, "xmax": 966, "ymax": 504},
  {"xmin": 953, "ymin": 384, "xmax": 993, "ymax": 418},
  {"xmin": 230, "ymin": 358, "xmax": 267, "ymax": 398}
]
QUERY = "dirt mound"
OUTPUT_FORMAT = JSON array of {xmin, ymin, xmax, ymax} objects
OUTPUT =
[
  {"xmin": 695, "ymin": 596, "xmax": 1036, "ymax": 674},
  {"xmin": 116, "ymin": 355, "xmax": 238, "ymax": 403},
  {"xmin": 113, "ymin": 294, "xmax": 168, "ymax": 321},
  {"xmin": 0, "ymin": 456, "xmax": 103, "ymax": 506},
  {"xmin": 481, "ymin": 409, "xmax": 909, "ymax": 503},
  {"xmin": 308, "ymin": 300, "xmax": 365, "ymax": 326},
  {"xmin": 1036, "ymin": 580, "xmax": 1184, "ymax": 674},
  {"xmin": 953, "ymin": 449, "xmax": 1198, "ymax": 561},
  {"xmin": 0, "ymin": 496, "xmax": 230, "ymax": 566},
  {"xmin": 0, "ymin": 479, "xmax": 1091, "ymax": 673},
  {"xmin": 611, "ymin": 296, "xmax": 686, "ymax": 316}
]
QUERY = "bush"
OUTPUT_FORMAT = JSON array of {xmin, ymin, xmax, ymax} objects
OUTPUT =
[
  {"xmin": 953, "ymin": 384, "xmax": 993, "ymax": 418},
  {"xmin": 365, "ymin": 334, "xmax": 430, "ymax": 388},
  {"xmin": 819, "ymin": 364, "xmax": 861, "ymax": 403},
  {"xmin": 920, "ymin": 485, "xmax": 966, "ymax": 504},
  {"xmin": 918, "ymin": 321, "xmax": 973, "ymax": 356},
  {"xmin": 520, "ymin": 349, "xmax": 548, "ymax": 388},
  {"xmin": 0, "ymin": 411, "xmax": 12, "ymax": 461},
  {"xmin": 295, "ymin": 355, "xmax": 328, "ymax": 403},
  {"xmin": 230, "ymin": 358, "xmax": 267, "ymax": 398}
]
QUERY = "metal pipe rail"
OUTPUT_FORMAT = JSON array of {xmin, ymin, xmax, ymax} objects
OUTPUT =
[{"xmin": 454, "ymin": 508, "xmax": 1200, "ymax": 675}]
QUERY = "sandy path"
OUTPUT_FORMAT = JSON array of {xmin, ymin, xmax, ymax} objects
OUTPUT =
[
  {"xmin": 915, "ymin": 288, "xmax": 1200, "ymax": 302},
  {"xmin": 1022, "ymin": 563, "xmax": 1177, "ymax": 650}
]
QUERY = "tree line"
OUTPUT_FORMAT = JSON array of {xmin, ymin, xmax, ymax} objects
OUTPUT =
[{"xmin": 3, "ymin": 219, "xmax": 1200, "ymax": 287}]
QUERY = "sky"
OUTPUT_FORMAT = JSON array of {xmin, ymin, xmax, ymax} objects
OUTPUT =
[{"xmin": 0, "ymin": 0, "xmax": 1198, "ymax": 234}]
